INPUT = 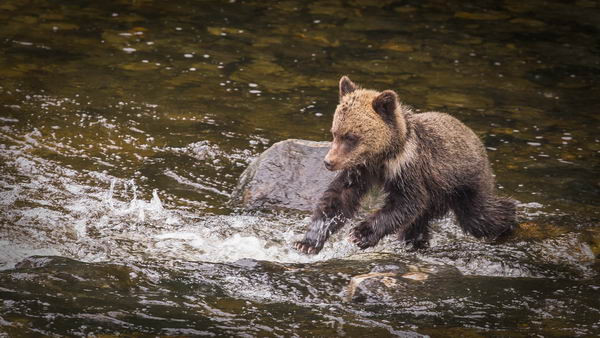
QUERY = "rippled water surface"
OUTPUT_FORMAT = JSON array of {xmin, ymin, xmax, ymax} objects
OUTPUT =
[{"xmin": 1, "ymin": 0, "xmax": 599, "ymax": 336}]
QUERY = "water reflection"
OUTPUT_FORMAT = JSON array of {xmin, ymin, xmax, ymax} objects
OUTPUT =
[{"xmin": 0, "ymin": 0, "xmax": 599, "ymax": 335}]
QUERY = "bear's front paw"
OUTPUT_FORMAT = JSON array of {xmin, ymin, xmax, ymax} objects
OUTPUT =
[
  {"xmin": 293, "ymin": 238, "xmax": 323, "ymax": 255},
  {"xmin": 349, "ymin": 222, "xmax": 379, "ymax": 249}
]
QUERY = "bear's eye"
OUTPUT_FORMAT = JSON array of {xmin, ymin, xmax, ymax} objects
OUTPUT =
[
  {"xmin": 343, "ymin": 133, "xmax": 360, "ymax": 146},
  {"xmin": 344, "ymin": 133, "xmax": 358, "ymax": 140}
]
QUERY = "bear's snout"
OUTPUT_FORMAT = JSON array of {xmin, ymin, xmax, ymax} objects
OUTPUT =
[
  {"xmin": 324, "ymin": 140, "xmax": 347, "ymax": 171},
  {"xmin": 324, "ymin": 151, "xmax": 341, "ymax": 171}
]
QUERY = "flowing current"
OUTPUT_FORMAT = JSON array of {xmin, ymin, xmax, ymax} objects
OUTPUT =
[{"xmin": 1, "ymin": 0, "xmax": 599, "ymax": 336}]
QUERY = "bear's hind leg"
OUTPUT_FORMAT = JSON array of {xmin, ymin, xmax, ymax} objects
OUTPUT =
[
  {"xmin": 453, "ymin": 189, "xmax": 516, "ymax": 239},
  {"xmin": 400, "ymin": 216, "xmax": 431, "ymax": 250}
]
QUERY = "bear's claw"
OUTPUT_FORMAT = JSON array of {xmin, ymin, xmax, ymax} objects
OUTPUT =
[
  {"xmin": 293, "ymin": 239, "xmax": 322, "ymax": 255},
  {"xmin": 349, "ymin": 222, "xmax": 378, "ymax": 249}
]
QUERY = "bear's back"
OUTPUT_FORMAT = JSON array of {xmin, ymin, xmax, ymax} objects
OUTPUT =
[{"xmin": 407, "ymin": 112, "xmax": 492, "ymax": 189}]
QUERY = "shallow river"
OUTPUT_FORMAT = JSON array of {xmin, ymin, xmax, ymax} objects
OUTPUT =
[{"xmin": 1, "ymin": 0, "xmax": 599, "ymax": 336}]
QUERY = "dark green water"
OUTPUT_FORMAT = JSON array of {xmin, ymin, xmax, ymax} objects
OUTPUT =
[{"xmin": 0, "ymin": 0, "xmax": 599, "ymax": 336}]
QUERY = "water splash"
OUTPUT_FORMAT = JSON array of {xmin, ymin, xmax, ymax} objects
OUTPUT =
[
  {"xmin": 0, "ymin": 140, "xmax": 595, "ymax": 278},
  {"xmin": 102, "ymin": 179, "xmax": 171, "ymax": 225}
]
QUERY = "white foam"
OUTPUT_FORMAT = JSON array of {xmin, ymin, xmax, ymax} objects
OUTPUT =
[{"xmin": 0, "ymin": 139, "xmax": 594, "ymax": 279}]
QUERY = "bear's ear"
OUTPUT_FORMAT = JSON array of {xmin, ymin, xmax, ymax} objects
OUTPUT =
[
  {"xmin": 339, "ymin": 76, "xmax": 357, "ymax": 100},
  {"xmin": 372, "ymin": 90, "xmax": 399, "ymax": 123}
]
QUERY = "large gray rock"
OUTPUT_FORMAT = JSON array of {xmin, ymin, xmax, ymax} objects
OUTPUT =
[{"xmin": 231, "ymin": 139, "xmax": 337, "ymax": 212}]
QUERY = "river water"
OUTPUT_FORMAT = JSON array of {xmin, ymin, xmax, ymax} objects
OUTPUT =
[{"xmin": 1, "ymin": 0, "xmax": 599, "ymax": 336}]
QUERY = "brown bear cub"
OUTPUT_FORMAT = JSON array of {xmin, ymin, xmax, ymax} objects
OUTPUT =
[{"xmin": 294, "ymin": 76, "xmax": 516, "ymax": 254}]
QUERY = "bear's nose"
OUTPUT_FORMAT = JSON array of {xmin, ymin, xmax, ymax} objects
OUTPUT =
[{"xmin": 324, "ymin": 160, "xmax": 334, "ymax": 170}]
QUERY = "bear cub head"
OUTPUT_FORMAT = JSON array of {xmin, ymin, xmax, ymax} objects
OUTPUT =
[{"xmin": 324, "ymin": 76, "xmax": 408, "ymax": 171}]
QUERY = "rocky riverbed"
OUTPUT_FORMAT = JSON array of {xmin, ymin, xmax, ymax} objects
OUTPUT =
[{"xmin": 1, "ymin": 0, "xmax": 599, "ymax": 336}]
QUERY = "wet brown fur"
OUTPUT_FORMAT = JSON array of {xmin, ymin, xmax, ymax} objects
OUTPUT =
[{"xmin": 295, "ymin": 76, "xmax": 516, "ymax": 254}]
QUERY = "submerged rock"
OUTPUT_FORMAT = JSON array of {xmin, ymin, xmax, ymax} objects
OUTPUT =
[
  {"xmin": 345, "ymin": 263, "xmax": 462, "ymax": 303},
  {"xmin": 231, "ymin": 139, "xmax": 336, "ymax": 212}
]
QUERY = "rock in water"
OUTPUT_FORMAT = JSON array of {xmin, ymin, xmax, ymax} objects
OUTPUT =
[
  {"xmin": 231, "ymin": 139, "xmax": 337, "ymax": 212},
  {"xmin": 345, "ymin": 264, "xmax": 462, "ymax": 303}
]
